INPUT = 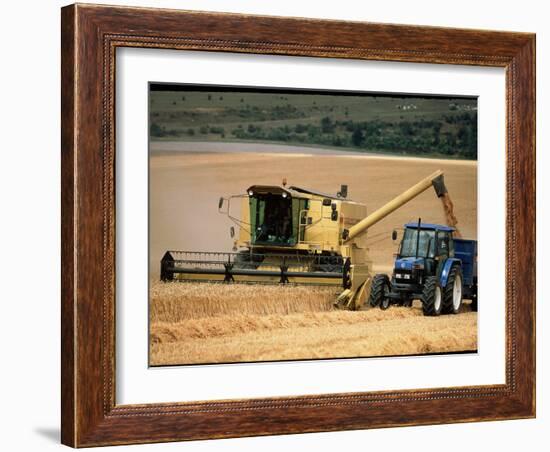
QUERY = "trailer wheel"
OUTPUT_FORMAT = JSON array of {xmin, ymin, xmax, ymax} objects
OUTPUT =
[
  {"xmin": 368, "ymin": 274, "xmax": 390, "ymax": 309},
  {"xmin": 422, "ymin": 276, "xmax": 442, "ymax": 316},
  {"xmin": 442, "ymin": 265, "xmax": 463, "ymax": 314},
  {"xmin": 470, "ymin": 277, "xmax": 478, "ymax": 311}
]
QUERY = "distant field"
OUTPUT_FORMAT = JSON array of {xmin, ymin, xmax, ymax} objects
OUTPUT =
[{"xmin": 149, "ymin": 88, "xmax": 477, "ymax": 159}]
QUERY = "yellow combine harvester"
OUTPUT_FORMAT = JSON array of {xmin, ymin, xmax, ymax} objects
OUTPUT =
[{"xmin": 161, "ymin": 170, "xmax": 448, "ymax": 310}]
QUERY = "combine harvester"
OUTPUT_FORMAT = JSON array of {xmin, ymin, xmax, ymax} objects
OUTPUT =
[{"xmin": 161, "ymin": 170, "xmax": 450, "ymax": 311}]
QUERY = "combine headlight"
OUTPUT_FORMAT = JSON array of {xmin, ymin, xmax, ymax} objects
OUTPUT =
[
  {"xmin": 248, "ymin": 190, "xmax": 254, "ymax": 196},
  {"xmin": 282, "ymin": 192, "xmax": 288, "ymax": 198}
]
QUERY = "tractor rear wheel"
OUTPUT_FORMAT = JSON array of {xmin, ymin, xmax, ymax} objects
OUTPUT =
[
  {"xmin": 421, "ymin": 276, "xmax": 442, "ymax": 316},
  {"xmin": 442, "ymin": 265, "xmax": 463, "ymax": 314},
  {"xmin": 368, "ymin": 274, "xmax": 390, "ymax": 309}
]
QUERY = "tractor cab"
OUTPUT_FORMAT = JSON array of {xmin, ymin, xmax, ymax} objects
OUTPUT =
[{"xmin": 393, "ymin": 221, "xmax": 455, "ymax": 287}]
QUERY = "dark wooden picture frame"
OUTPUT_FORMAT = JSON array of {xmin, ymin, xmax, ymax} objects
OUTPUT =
[{"xmin": 61, "ymin": 3, "xmax": 536, "ymax": 447}]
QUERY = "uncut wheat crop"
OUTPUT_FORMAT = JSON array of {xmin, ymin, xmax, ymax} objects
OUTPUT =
[{"xmin": 150, "ymin": 280, "xmax": 339, "ymax": 322}]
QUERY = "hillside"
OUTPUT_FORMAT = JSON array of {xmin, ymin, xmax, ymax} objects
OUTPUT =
[{"xmin": 149, "ymin": 86, "xmax": 478, "ymax": 159}]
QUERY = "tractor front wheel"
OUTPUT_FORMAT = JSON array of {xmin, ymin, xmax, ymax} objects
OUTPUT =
[
  {"xmin": 442, "ymin": 265, "xmax": 463, "ymax": 314},
  {"xmin": 421, "ymin": 276, "xmax": 443, "ymax": 316},
  {"xmin": 368, "ymin": 274, "xmax": 391, "ymax": 309}
]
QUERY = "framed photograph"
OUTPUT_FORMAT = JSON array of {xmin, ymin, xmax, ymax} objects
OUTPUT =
[
  {"xmin": 148, "ymin": 84, "xmax": 480, "ymax": 367},
  {"xmin": 61, "ymin": 3, "xmax": 535, "ymax": 447}
]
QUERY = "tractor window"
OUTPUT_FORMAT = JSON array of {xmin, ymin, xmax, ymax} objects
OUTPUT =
[
  {"xmin": 400, "ymin": 228, "xmax": 436, "ymax": 258},
  {"xmin": 249, "ymin": 194, "xmax": 298, "ymax": 246},
  {"xmin": 436, "ymin": 231, "xmax": 453, "ymax": 256}
]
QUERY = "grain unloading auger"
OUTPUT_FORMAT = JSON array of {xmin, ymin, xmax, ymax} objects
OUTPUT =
[{"xmin": 161, "ymin": 170, "xmax": 448, "ymax": 310}]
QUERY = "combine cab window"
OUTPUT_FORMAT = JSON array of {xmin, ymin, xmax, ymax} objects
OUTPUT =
[
  {"xmin": 250, "ymin": 195, "xmax": 304, "ymax": 246},
  {"xmin": 400, "ymin": 228, "xmax": 436, "ymax": 258}
]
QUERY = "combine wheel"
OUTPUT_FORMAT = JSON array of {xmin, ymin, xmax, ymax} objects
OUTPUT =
[
  {"xmin": 368, "ymin": 274, "xmax": 391, "ymax": 309},
  {"xmin": 421, "ymin": 276, "xmax": 442, "ymax": 316},
  {"xmin": 442, "ymin": 265, "xmax": 463, "ymax": 314}
]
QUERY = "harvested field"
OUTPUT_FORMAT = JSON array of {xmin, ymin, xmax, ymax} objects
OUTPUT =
[
  {"xmin": 149, "ymin": 143, "xmax": 477, "ymax": 365},
  {"xmin": 150, "ymin": 281, "xmax": 477, "ymax": 365}
]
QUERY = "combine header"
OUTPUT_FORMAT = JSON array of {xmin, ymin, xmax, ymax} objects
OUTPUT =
[{"xmin": 161, "ymin": 170, "xmax": 449, "ymax": 310}]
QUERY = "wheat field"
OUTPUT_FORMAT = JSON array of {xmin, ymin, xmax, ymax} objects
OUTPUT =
[
  {"xmin": 150, "ymin": 281, "xmax": 477, "ymax": 365},
  {"xmin": 149, "ymin": 146, "xmax": 478, "ymax": 366},
  {"xmin": 150, "ymin": 281, "xmax": 337, "ymax": 321}
]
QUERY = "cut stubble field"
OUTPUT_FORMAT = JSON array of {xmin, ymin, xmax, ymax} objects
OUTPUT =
[
  {"xmin": 150, "ymin": 281, "xmax": 477, "ymax": 365},
  {"xmin": 149, "ymin": 143, "xmax": 477, "ymax": 365}
]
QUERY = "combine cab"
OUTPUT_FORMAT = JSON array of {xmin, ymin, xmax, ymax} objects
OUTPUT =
[{"xmin": 161, "ymin": 170, "xmax": 450, "ymax": 310}]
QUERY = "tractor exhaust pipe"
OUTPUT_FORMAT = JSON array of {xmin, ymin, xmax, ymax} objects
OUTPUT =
[{"xmin": 415, "ymin": 217, "xmax": 422, "ymax": 259}]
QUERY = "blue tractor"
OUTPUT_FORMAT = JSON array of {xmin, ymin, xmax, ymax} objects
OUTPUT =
[{"xmin": 368, "ymin": 220, "xmax": 477, "ymax": 316}]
